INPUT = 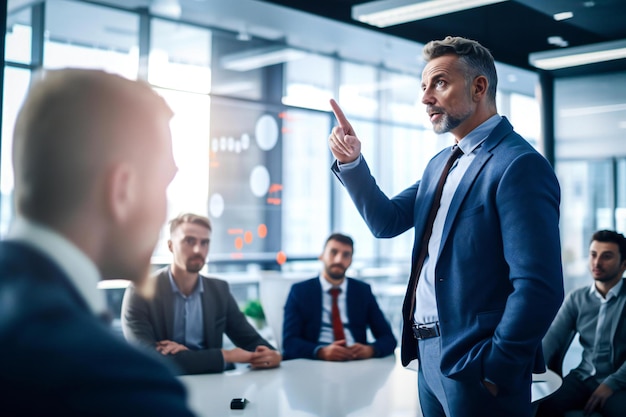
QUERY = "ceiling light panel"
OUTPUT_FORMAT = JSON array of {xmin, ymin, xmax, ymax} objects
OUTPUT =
[
  {"xmin": 352, "ymin": 0, "xmax": 509, "ymax": 28},
  {"xmin": 529, "ymin": 39, "xmax": 626, "ymax": 70}
]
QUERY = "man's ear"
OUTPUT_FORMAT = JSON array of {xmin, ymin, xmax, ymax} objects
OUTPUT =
[
  {"xmin": 107, "ymin": 162, "xmax": 135, "ymax": 223},
  {"xmin": 168, "ymin": 239, "xmax": 173, "ymax": 253},
  {"xmin": 472, "ymin": 75, "xmax": 488, "ymax": 102}
]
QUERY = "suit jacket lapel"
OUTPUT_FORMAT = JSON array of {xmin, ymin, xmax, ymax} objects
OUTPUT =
[
  {"xmin": 312, "ymin": 278, "xmax": 324, "ymax": 336},
  {"xmin": 438, "ymin": 150, "xmax": 492, "ymax": 258},
  {"xmin": 437, "ymin": 118, "xmax": 513, "ymax": 260}
]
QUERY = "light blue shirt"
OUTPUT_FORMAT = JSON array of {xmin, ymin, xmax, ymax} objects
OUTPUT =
[{"xmin": 168, "ymin": 268, "xmax": 206, "ymax": 350}]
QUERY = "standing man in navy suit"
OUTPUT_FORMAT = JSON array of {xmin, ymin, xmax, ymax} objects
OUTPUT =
[
  {"xmin": 328, "ymin": 36, "xmax": 564, "ymax": 416},
  {"xmin": 282, "ymin": 233, "xmax": 397, "ymax": 361},
  {"xmin": 0, "ymin": 69, "xmax": 195, "ymax": 416}
]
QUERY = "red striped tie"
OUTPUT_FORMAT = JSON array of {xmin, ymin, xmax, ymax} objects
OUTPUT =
[{"xmin": 329, "ymin": 288, "xmax": 345, "ymax": 341}]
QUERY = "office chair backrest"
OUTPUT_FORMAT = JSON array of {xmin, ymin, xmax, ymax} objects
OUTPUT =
[{"xmin": 259, "ymin": 274, "xmax": 306, "ymax": 352}]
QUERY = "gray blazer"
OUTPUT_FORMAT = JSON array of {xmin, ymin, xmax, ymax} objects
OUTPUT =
[
  {"xmin": 542, "ymin": 279, "xmax": 626, "ymax": 391},
  {"xmin": 121, "ymin": 267, "xmax": 275, "ymax": 374}
]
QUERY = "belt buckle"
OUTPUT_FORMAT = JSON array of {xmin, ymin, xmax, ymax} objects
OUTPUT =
[{"xmin": 412, "ymin": 322, "xmax": 439, "ymax": 340}]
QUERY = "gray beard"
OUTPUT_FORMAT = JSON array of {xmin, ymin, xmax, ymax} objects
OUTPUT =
[{"xmin": 432, "ymin": 108, "xmax": 472, "ymax": 134}]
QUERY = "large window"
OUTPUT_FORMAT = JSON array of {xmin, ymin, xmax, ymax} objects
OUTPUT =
[
  {"xmin": 2, "ymin": 0, "xmax": 544, "ymax": 272},
  {"xmin": 281, "ymin": 109, "xmax": 331, "ymax": 258},
  {"xmin": 557, "ymin": 160, "xmax": 615, "ymax": 294},
  {"xmin": 149, "ymin": 19, "xmax": 211, "ymax": 94},
  {"xmin": 5, "ymin": 8, "xmax": 31, "ymax": 65},
  {"xmin": 43, "ymin": 0, "xmax": 138, "ymax": 78},
  {"xmin": 283, "ymin": 53, "xmax": 334, "ymax": 111},
  {"xmin": 0, "ymin": 68, "xmax": 30, "ymax": 235},
  {"xmin": 555, "ymin": 71, "xmax": 626, "ymax": 294}
]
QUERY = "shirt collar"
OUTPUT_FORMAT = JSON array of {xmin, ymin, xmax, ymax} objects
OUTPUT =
[
  {"xmin": 168, "ymin": 267, "xmax": 204, "ymax": 297},
  {"xmin": 6, "ymin": 217, "xmax": 105, "ymax": 314},
  {"xmin": 590, "ymin": 278, "xmax": 624, "ymax": 302},
  {"xmin": 319, "ymin": 274, "xmax": 348, "ymax": 293},
  {"xmin": 457, "ymin": 114, "xmax": 502, "ymax": 156}
]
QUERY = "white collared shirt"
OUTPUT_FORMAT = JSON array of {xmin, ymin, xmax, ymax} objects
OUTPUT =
[
  {"xmin": 6, "ymin": 217, "xmax": 106, "ymax": 314},
  {"xmin": 318, "ymin": 275, "xmax": 355, "ymax": 345}
]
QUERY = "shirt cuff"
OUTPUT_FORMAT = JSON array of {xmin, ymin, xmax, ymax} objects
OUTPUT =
[{"xmin": 336, "ymin": 154, "xmax": 362, "ymax": 171}]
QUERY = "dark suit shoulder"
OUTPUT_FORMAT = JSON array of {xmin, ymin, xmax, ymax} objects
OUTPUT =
[
  {"xmin": 346, "ymin": 277, "xmax": 371, "ymax": 290},
  {"xmin": 0, "ymin": 249, "xmax": 194, "ymax": 416}
]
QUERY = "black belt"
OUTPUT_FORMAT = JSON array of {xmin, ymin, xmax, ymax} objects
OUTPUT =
[{"xmin": 412, "ymin": 322, "xmax": 440, "ymax": 340}]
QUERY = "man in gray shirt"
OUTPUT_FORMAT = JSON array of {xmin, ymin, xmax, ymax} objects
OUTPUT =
[{"xmin": 538, "ymin": 230, "xmax": 626, "ymax": 417}]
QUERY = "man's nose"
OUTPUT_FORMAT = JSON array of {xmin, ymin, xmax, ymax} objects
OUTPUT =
[{"xmin": 421, "ymin": 90, "xmax": 433, "ymax": 105}]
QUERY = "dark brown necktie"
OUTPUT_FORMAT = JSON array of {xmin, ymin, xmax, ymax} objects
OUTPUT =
[
  {"xmin": 329, "ymin": 288, "xmax": 345, "ymax": 341},
  {"xmin": 408, "ymin": 145, "xmax": 463, "ymax": 322}
]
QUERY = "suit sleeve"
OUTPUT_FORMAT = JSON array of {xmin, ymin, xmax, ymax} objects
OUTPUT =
[
  {"xmin": 332, "ymin": 158, "xmax": 418, "ymax": 239},
  {"xmin": 126, "ymin": 279, "xmax": 275, "ymax": 375},
  {"xmin": 542, "ymin": 290, "xmax": 578, "ymax": 375},
  {"xmin": 121, "ymin": 283, "xmax": 159, "ymax": 349},
  {"xmin": 172, "ymin": 280, "xmax": 275, "ymax": 374},
  {"xmin": 282, "ymin": 285, "xmax": 322, "ymax": 359},
  {"xmin": 121, "ymin": 282, "xmax": 222, "ymax": 374},
  {"xmin": 484, "ymin": 151, "xmax": 564, "ymax": 392}
]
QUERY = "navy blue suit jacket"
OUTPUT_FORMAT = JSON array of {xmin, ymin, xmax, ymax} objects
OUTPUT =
[
  {"xmin": 0, "ymin": 241, "xmax": 195, "ymax": 417},
  {"xmin": 282, "ymin": 277, "xmax": 397, "ymax": 360},
  {"xmin": 333, "ymin": 117, "xmax": 564, "ymax": 396}
]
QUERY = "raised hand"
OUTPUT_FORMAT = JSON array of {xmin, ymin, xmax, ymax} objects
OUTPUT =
[{"xmin": 328, "ymin": 99, "xmax": 362, "ymax": 164}]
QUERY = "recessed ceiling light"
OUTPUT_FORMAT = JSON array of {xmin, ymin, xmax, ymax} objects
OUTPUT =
[
  {"xmin": 548, "ymin": 36, "xmax": 569, "ymax": 48},
  {"xmin": 553, "ymin": 11, "xmax": 574, "ymax": 21}
]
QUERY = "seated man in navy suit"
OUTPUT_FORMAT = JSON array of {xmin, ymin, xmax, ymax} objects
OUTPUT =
[
  {"xmin": 282, "ymin": 233, "xmax": 397, "ymax": 360},
  {"xmin": 0, "ymin": 69, "xmax": 195, "ymax": 416}
]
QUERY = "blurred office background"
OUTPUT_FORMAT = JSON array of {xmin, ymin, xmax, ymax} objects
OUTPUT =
[{"xmin": 3, "ymin": 0, "xmax": 626, "ymax": 343}]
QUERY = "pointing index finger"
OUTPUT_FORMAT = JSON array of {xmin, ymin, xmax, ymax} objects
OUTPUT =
[{"xmin": 330, "ymin": 99, "xmax": 351, "ymax": 131}]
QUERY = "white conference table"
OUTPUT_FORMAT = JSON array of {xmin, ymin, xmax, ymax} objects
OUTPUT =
[{"xmin": 180, "ymin": 353, "xmax": 561, "ymax": 417}]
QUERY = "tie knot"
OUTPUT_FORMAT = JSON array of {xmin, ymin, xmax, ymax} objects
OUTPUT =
[
  {"xmin": 450, "ymin": 145, "xmax": 463, "ymax": 160},
  {"xmin": 329, "ymin": 287, "xmax": 341, "ymax": 298}
]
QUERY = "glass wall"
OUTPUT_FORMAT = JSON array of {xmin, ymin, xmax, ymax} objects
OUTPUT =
[
  {"xmin": 43, "ymin": 0, "xmax": 139, "ymax": 78},
  {"xmin": 3, "ymin": 0, "xmax": 549, "ymax": 342},
  {"xmin": 3, "ymin": 0, "xmax": 543, "ymax": 274},
  {"xmin": 555, "ymin": 71, "xmax": 626, "ymax": 294}
]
